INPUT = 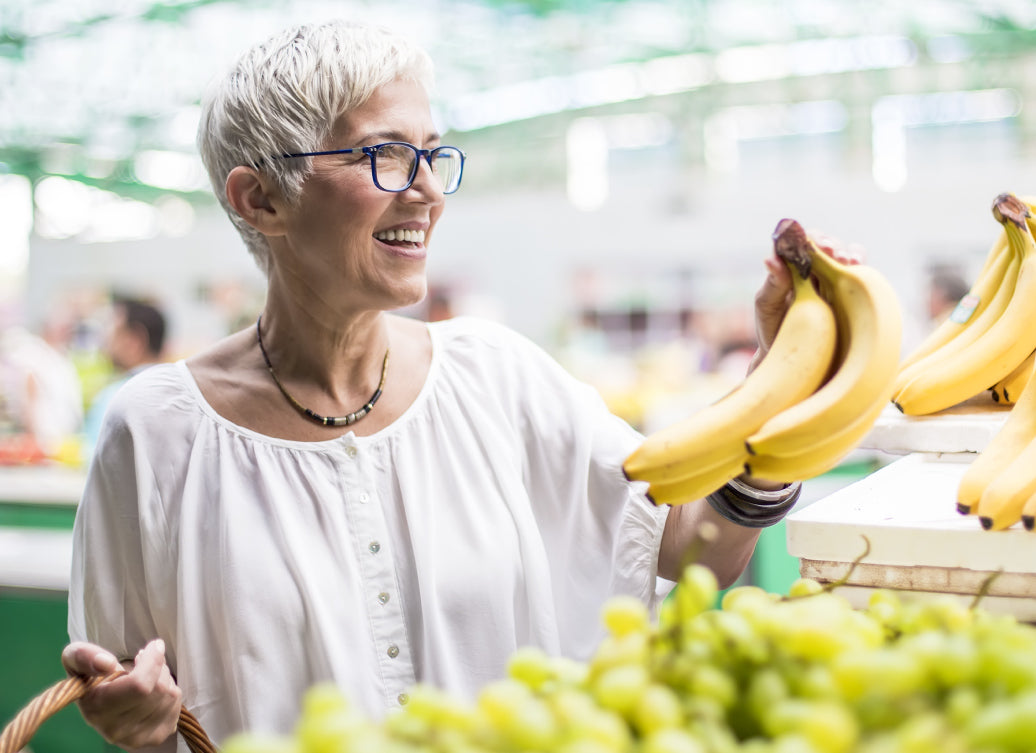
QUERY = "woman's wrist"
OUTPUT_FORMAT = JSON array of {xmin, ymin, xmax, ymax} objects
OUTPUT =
[
  {"xmin": 736, "ymin": 471, "xmax": 788, "ymax": 492},
  {"xmin": 705, "ymin": 476, "xmax": 802, "ymax": 528}
]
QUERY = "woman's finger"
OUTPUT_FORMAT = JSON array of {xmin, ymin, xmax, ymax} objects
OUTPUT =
[
  {"xmin": 807, "ymin": 228, "xmax": 866, "ymax": 265},
  {"xmin": 62, "ymin": 641, "xmax": 121, "ymax": 677},
  {"xmin": 754, "ymin": 255, "xmax": 794, "ymax": 352}
]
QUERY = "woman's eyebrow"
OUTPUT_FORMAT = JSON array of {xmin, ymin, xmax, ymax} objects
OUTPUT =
[{"xmin": 352, "ymin": 129, "xmax": 443, "ymax": 145}]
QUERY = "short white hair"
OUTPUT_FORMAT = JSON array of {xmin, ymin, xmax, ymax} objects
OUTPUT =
[{"xmin": 197, "ymin": 20, "xmax": 435, "ymax": 273}]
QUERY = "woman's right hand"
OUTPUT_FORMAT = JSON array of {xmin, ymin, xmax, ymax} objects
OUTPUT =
[
  {"xmin": 61, "ymin": 639, "xmax": 182, "ymax": 749},
  {"xmin": 749, "ymin": 230, "xmax": 864, "ymax": 373}
]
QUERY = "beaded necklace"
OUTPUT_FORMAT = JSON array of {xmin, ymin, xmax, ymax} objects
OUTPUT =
[{"xmin": 256, "ymin": 316, "xmax": 389, "ymax": 427}]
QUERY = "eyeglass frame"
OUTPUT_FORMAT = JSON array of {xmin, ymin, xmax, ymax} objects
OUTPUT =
[{"xmin": 274, "ymin": 141, "xmax": 466, "ymax": 194}]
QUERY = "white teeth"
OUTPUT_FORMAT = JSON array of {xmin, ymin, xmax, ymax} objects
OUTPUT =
[{"xmin": 375, "ymin": 229, "xmax": 426, "ymax": 243}]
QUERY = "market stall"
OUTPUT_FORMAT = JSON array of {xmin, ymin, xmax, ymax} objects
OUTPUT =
[{"xmin": 785, "ymin": 398, "xmax": 1036, "ymax": 618}]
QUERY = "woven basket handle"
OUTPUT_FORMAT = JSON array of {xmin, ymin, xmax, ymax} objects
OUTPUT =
[{"xmin": 0, "ymin": 673, "xmax": 217, "ymax": 753}]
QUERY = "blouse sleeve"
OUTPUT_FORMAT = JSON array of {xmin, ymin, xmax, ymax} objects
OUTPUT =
[
  {"xmin": 68, "ymin": 387, "xmax": 170, "ymax": 664},
  {"xmin": 481, "ymin": 321, "xmax": 670, "ymax": 655}
]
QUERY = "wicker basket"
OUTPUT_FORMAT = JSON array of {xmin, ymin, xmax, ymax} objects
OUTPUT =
[{"xmin": 0, "ymin": 673, "xmax": 216, "ymax": 753}]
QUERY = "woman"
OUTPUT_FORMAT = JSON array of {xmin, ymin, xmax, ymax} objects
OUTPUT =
[{"xmin": 62, "ymin": 19, "xmax": 802, "ymax": 752}]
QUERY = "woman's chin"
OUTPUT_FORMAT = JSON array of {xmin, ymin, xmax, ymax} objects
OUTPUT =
[{"xmin": 389, "ymin": 284, "xmax": 429, "ymax": 313}]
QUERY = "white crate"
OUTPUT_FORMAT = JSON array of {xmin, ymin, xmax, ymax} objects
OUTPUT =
[
  {"xmin": 787, "ymin": 402, "xmax": 1036, "ymax": 618},
  {"xmin": 861, "ymin": 395, "xmax": 1010, "ymax": 456}
]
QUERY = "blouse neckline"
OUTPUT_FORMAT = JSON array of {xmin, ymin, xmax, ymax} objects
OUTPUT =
[{"xmin": 177, "ymin": 321, "xmax": 441, "ymax": 450}]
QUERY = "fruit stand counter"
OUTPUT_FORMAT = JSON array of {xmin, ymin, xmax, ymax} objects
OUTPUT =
[
  {"xmin": 0, "ymin": 465, "xmax": 117, "ymax": 753},
  {"xmin": 0, "ymin": 464, "xmax": 85, "ymax": 530},
  {"xmin": 784, "ymin": 399, "xmax": 1036, "ymax": 618},
  {"xmin": 0, "ymin": 463, "xmax": 83, "ymax": 591}
]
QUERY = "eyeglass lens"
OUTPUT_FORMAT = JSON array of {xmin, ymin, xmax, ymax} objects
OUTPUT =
[{"xmin": 373, "ymin": 144, "xmax": 463, "ymax": 193}]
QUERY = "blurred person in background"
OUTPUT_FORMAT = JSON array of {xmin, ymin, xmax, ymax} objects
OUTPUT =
[
  {"xmin": 0, "ymin": 317, "xmax": 83, "ymax": 461},
  {"xmin": 81, "ymin": 294, "xmax": 168, "ymax": 458},
  {"xmin": 62, "ymin": 19, "xmax": 820, "ymax": 752},
  {"xmin": 926, "ymin": 267, "xmax": 969, "ymax": 326}
]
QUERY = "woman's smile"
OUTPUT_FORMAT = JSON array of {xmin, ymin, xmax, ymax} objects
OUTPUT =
[
  {"xmin": 373, "ymin": 228, "xmax": 426, "ymax": 245},
  {"xmin": 372, "ymin": 222, "xmax": 429, "ymax": 259}
]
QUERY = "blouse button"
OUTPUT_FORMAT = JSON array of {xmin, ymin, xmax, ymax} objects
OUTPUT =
[
  {"xmin": 358, "ymin": 492, "xmax": 369, "ymax": 503},
  {"xmin": 369, "ymin": 541, "xmax": 381, "ymax": 554},
  {"xmin": 397, "ymin": 693, "xmax": 409, "ymax": 706},
  {"xmin": 345, "ymin": 446, "xmax": 358, "ymax": 458},
  {"xmin": 377, "ymin": 592, "xmax": 390, "ymax": 605},
  {"xmin": 387, "ymin": 644, "xmax": 399, "ymax": 659}
]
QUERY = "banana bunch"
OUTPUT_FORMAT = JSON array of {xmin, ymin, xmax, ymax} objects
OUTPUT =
[
  {"xmin": 957, "ymin": 349, "xmax": 1036, "ymax": 531},
  {"xmin": 893, "ymin": 193, "xmax": 1036, "ymax": 415},
  {"xmin": 990, "ymin": 349, "xmax": 1035, "ymax": 404},
  {"xmin": 744, "ymin": 231, "xmax": 903, "ymax": 483},
  {"xmin": 624, "ymin": 219, "xmax": 903, "ymax": 505}
]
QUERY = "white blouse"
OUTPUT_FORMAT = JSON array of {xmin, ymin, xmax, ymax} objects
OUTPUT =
[{"xmin": 68, "ymin": 316, "xmax": 669, "ymax": 750}]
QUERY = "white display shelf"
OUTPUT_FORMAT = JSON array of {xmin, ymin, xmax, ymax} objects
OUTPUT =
[
  {"xmin": 0, "ymin": 527, "xmax": 73, "ymax": 592},
  {"xmin": 861, "ymin": 395, "xmax": 1011, "ymax": 456},
  {"xmin": 787, "ymin": 401, "xmax": 1036, "ymax": 619},
  {"xmin": 0, "ymin": 464, "xmax": 86, "ymax": 505}
]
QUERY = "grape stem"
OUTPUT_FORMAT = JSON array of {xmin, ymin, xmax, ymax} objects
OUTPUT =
[
  {"xmin": 784, "ymin": 534, "xmax": 872, "ymax": 601},
  {"xmin": 969, "ymin": 569, "xmax": 1003, "ymax": 611}
]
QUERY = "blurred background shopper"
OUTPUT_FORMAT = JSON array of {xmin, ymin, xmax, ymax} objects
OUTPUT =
[{"xmin": 82, "ymin": 294, "xmax": 168, "ymax": 458}]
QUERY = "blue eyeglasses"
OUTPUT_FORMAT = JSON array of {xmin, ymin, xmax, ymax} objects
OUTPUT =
[{"xmin": 276, "ymin": 141, "xmax": 465, "ymax": 194}]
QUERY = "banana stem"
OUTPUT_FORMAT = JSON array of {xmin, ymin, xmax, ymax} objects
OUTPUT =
[
  {"xmin": 992, "ymin": 192, "xmax": 1031, "ymax": 228},
  {"xmin": 772, "ymin": 218, "xmax": 812, "ymax": 279}
]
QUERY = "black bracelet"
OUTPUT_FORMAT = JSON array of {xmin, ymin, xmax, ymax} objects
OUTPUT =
[{"xmin": 705, "ymin": 477, "xmax": 802, "ymax": 528}]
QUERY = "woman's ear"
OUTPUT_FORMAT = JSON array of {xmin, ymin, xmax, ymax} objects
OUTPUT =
[{"xmin": 225, "ymin": 166, "xmax": 286, "ymax": 237}]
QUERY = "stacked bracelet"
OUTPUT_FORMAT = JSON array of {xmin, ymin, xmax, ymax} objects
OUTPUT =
[{"xmin": 705, "ymin": 477, "xmax": 802, "ymax": 528}]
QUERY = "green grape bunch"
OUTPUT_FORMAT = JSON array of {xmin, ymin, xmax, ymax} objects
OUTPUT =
[{"xmin": 222, "ymin": 562, "xmax": 1036, "ymax": 753}]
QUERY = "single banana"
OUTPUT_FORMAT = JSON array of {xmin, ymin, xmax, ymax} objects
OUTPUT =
[
  {"xmin": 623, "ymin": 220, "xmax": 837, "ymax": 490},
  {"xmin": 990, "ymin": 349, "xmax": 1035, "ymax": 405},
  {"xmin": 745, "ymin": 240, "xmax": 902, "ymax": 458},
  {"xmin": 891, "ymin": 246, "xmax": 1021, "ymax": 400},
  {"xmin": 743, "ymin": 396, "xmax": 887, "ymax": 483},
  {"xmin": 957, "ymin": 344, "xmax": 1036, "ymax": 515},
  {"xmin": 1021, "ymin": 490, "xmax": 1036, "ymax": 531},
  {"xmin": 897, "ymin": 230, "xmax": 1011, "ymax": 373},
  {"xmin": 894, "ymin": 193, "xmax": 1036, "ymax": 416},
  {"xmin": 643, "ymin": 453, "xmax": 750, "ymax": 507},
  {"xmin": 976, "ymin": 435, "xmax": 1036, "ymax": 531}
]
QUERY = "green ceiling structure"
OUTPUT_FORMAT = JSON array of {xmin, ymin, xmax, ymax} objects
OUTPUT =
[{"xmin": 2, "ymin": 0, "xmax": 1035, "ymax": 201}]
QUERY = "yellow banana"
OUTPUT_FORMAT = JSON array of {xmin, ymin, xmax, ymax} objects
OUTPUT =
[
  {"xmin": 1022, "ymin": 196, "xmax": 1036, "ymax": 224},
  {"xmin": 897, "ymin": 230, "xmax": 1011, "ymax": 373},
  {"xmin": 1021, "ymin": 490, "xmax": 1036, "ymax": 531},
  {"xmin": 743, "ymin": 396, "xmax": 887, "ymax": 483},
  {"xmin": 623, "ymin": 220, "xmax": 837, "ymax": 490},
  {"xmin": 894, "ymin": 193, "xmax": 1036, "ymax": 416},
  {"xmin": 891, "ymin": 246, "xmax": 1021, "ymax": 399},
  {"xmin": 990, "ymin": 349, "xmax": 1035, "ymax": 405},
  {"xmin": 976, "ymin": 435, "xmax": 1036, "ymax": 531},
  {"xmin": 643, "ymin": 453, "xmax": 749, "ymax": 507},
  {"xmin": 745, "ymin": 241, "xmax": 902, "ymax": 458},
  {"xmin": 957, "ymin": 343, "xmax": 1036, "ymax": 515}
]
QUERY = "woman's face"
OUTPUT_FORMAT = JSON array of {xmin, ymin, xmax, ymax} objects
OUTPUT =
[{"xmin": 274, "ymin": 77, "xmax": 447, "ymax": 314}]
